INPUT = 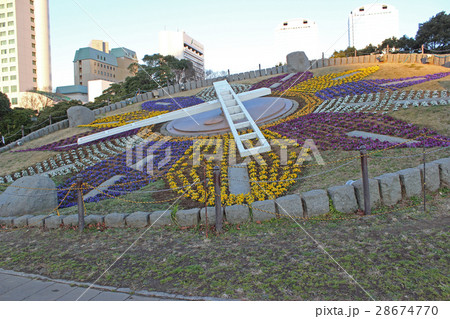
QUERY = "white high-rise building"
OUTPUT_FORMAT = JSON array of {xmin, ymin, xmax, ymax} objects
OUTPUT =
[
  {"xmin": 0, "ymin": 0, "xmax": 52, "ymax": 108},
  {"xmin": 159, "ymin": 30, "xmax": 205, "ymax": 80},
  {"xmin": 275, "ymin": 18, "xmax": 321, "ymax": 61},
  {"xmin": 348, "ymin": 3, "xmax": 399, "ymax": 49}
]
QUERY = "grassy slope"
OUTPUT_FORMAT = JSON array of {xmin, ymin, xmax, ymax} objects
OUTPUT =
[{"xmin": 0, "ymin": 190, "xmax": 448, "ymax": 300}]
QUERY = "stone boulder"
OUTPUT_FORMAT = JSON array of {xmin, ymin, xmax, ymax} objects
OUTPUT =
[
  {"xmin": 67, "ymin": 105, "xmax": 95, "ymax": 127},
  {"xmin": 0, "ymin": 176, "xmax": 58, "ymax": 217},
  {"xmin": 286, "ymin": 51, "xmax": 310, "ymax": 73}
]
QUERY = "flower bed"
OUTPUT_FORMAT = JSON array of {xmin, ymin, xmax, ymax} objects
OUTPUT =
[
  {"xmin": 281, "ymin": 67, "xmax": 379, "ymax": 97},
  {"xmin": 314, "ymin": 90, "xmax": 449, "ymax": 114},
  {"xmin": 79, "ymin": 111, "xmax": 168, "ymax": 129},
  {"xmin": 267, "ymin": 113, "xmax": 450, "ymax": 151},
  {"xmin": 315, "ymin": 72, "xmax": 450, "ymax": 100},
  {"xmin": 196, "ymin": 84, "xmax": 251, "ymax": 101},
  {"xmin": 250, "ymin": 72, "xmax": 314, "ymax": 93},
  {"xmin": 57, "ymin": 139, "xmax": 193, "ymax": 208}
]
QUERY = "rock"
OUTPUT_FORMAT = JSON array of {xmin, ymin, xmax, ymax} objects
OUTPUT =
[
  {"xmin": 125, "ymin": 212, "xmax": 150, "ymax": 228},
  {"xmin": 352, "ymin": 179, "xmax": 381, "ymax": 210},
  {"xmin": 13, "ymin": 215, "xmax": 34, "ymax": 228},
  {"xmin": 0, "ymin": 176, "xmax": 58, "ymax": 217},
  {"xmin": 416, "ymin": 163, "xmax": 440, "ymax": 192},
  {"xmin": 375, "ymin": 173, "xmax": 402, "ymax": 206},
  {"xmin": 104, "ymin": 213, "xmax": 128, "ymax": 228},
  {"xmin": 63, "ymin": 215, "xmax": 79, "ymax": 227},
  {"xmin": 176, "ymin": 208, "xmax": 199, "ymax": 227},
  {"xmin": 199, "ymin": 207, "xmax": 220, "ymax": 226},
  {"xmin": 85, "ymin": 214, "xmax": 105, "ymax": 225},
  {"xmin": 149, "ymin": 210, "xmax": 173, "ymax": 228},
  {"xmin": 275, "ymin": 194, "xmax": 304, "ymax": 218},
  {"xmin": 286, "ymin": 51, "xmax": 310, "ymax": 73},
  {"xmin": 28, "ymin": 215, "xmax": 47, "ymax": 228},
  {"xmin": 225, "ymin": 205, "xmax": 250, "ymax": 224},
  {"xmin": 0, "ymin": 217, "xmax": 14, "ymax": 227},
  {"xmin": 67, "ymin": 105, "xmax": 95, "ymax": 127},
  {"xmin": 433, "ymin": 158, "xmax": 450, "ymax": 186},
  {"xmin": 45, "ymin": 216, "xmax": 63, "ymax": 229},
  {"xmin": 398, "ymin": 168, "xmax": 422, "ymax": 198},
  {"xmin": 327, "ymin": 185, "xmax": 358, "ymax": 213},
  {"xmin": 251, "ymin": 200, "xmax": 277, "ymax": 221},
  {"xmin": 301, "ymin": 190, "xmax": 329, "ymax": 217}
]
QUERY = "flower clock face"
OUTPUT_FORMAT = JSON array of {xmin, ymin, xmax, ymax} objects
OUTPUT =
[{"xmin": 1, "ymin": 68, "xmax": 449, "ymax": 208}]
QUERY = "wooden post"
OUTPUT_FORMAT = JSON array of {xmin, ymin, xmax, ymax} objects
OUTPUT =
[
  {"xmin": 423, "ymin": 145, "xmax": 426, "ymax": 213},
  {"xmin": 213, "ymin": 166, "xmax": 222, "ymax": 233},
  {"xmin": 354, "ymin": 49, "xmax": 357, "ymax": 57},
  {"xmin": 77, "ymin": 175, "xmax": 85, "ymax": 232},
  {"xmin": 258, "ymin": 64, "xmax": 261, "ymax": 73},
  {"xmin": 360, "ymin": 146, "xmax": 371, "ymax": 215},
  {"xmin": 21, "ymin": 125, "xmax": 24, "ymax": 138},
  {"xmin": 421, "ymin": 44, "xmax": 424, "ymax": 54}
]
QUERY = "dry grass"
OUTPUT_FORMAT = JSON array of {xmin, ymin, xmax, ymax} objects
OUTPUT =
[
  {"xmin": 390, "ymin": 105, "xmax": 450, "ymax": 136},
  {"xmin": 0, "ymin": 126, "xmax": 93, "ymax": 176}
]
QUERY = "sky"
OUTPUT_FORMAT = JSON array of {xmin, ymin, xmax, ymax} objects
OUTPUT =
[{"xmin": 49, "ymin": 0, "xmax": 448, "ymax": 90}]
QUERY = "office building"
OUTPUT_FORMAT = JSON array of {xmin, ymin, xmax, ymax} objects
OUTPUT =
[
  {"xmin": 348, "ymin": 3, "xmax": 399, "ymax": 49},
  {"xmin": 0, "ymin": 0, "xmax": 52, "ymax": 108},
  {"xmin": 73, "ymin": 40, "xmax": 138, "ymax": 86},
  {"xmin": 159, "ymin": 30, "xmax": 205, "ymax": 80}
]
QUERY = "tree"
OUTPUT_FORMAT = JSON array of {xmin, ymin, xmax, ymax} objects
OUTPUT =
[
  {"xmin": 416, "ymin": 11, "xmax": 450, "ymax": 51},
  {"xmin": 0, "ymin": 91, "xmax": 11, "ymax": 118}
]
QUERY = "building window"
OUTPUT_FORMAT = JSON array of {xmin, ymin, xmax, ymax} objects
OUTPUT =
[
  {"xmin": 33, "ymin": 77, "xmax": 36, "ymax": 82},
  {"xmin": 31, "ymin": 43, "xmax": 35, "ymax": 48},
  {"xmin": 9, "ymin": 66, "xmax": 15, "ymax": 71},
  {"xmin": 11, "ymin": 85, "xmax": 16, "ymax": 92},
  {"xmin": 11, "ymin": 97, "xmax": 17, "ymax": 105},
  {"xmin": 7, "ymin": 3, "xmax": 13, "ymax": 8},
  {"xmin": 32, "ymin": 51, "xmax": 35, "ymax": 56},
  {"xmin": 8, "ymin": 21, "xmax": 13, "ymax": 26},
  {"xmin": 2, "ymin": 86, "xmax": 9, "ymax": 93},
  {"xmin": 30, "ymin": 9, "xmax": 34, "ymax": 14},
  {"xmin": 32, "ymin": 60, "xmax": 36, "ymax": 65},
  {"xmin": 0, "ymin": 31, "xmax": 5, "ymax": 37},
  {"xmin": 0, "ymin": 49, "xmax": 6, "ymax": 54},
  {"xmin": 30, "ymin": 0, "xmax": 34, "ymax": 5},
  {"xmin": 31, "ymin": 26, "xmax": 34, "ymax": 31},
  {"xmin": 0, "ymin": 23, "xmax": 5, "ymax": 28},
  {"xmin": 32, "ymin": 69, "xmax": 36, "ymax": 74},
  {"xmin": 1, "ymin": 58, "xmax": 6, "ymax": 63},
  {"xmin": 8, "ymin": 30, "xmax": 14, "ymax": 35},
  {"xmin": 10, "ymin": 75, "xmax": 15, "ymax": 80},
  {"xmin": 2, "ymin": 76, "xmax": 8, "ymax": 81},
  {"xmin": 0, "ymin": 40, "xmax": 5, "ymax": 45},
  {"xmin": 0, "ymin": 5, "xmax": 4, "ymax": 9},
  {"xmin": 7, "ymin": 12, "xmax": 13, "ymax": 17},
  {"xmin": 8, "ymin": 48, "xmax": 14, "ymax": 53},
  {"xmin": 1, "ymin": 67, "xmax": 7, "ymax": 72},
  {"xmin": 0, "ymin": 14, "xmax": 5, "ymax": 19},
  {"xmin": 31, "ymin": 34, "xmax": 35, "ymax": 40},
  {"xmin": 9, "ymin": 57, "xmax": 15, "ymax": 62},
  {"xmin": 8, "ymin": 39, "xmax": 14, "ymax": 44},
  {"xmin": 31, "ymin": 17, "xmax": 34, "ymax": 23}
]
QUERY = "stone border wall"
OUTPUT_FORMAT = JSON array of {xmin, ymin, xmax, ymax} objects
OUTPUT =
[
  {"xmin": 310, "ymin": 53, "xmax": 450, "ymax": 69},
  {"xmin": 1, "ymin": 157, "xmax": 448, "ymax": 230}
]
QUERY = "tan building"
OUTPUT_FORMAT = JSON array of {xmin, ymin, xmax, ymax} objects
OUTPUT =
[
  {"xmin": 0, "ymin": 0, "xmax": 52, "ymax": 108},
  {"xmin": 159, "ymin": 30, "xmax": 205, "ymax": 80},
  {"xmin": 73, "ymin": 40, "xmax": 137, "ymax": 86}
]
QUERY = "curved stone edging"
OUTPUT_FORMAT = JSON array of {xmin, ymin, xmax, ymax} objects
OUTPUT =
[{"xmin": 1, "ymin": 157, "xmax": 448, "ymax": 230}]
